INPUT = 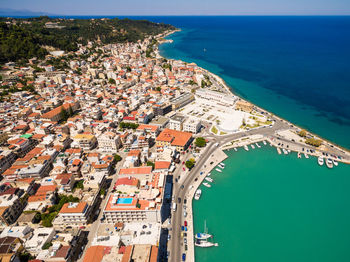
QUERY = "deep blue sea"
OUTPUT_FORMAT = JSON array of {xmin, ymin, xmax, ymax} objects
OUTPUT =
[{"xmin": 155, "ymin": 16, "xmax": 350, "ymax": 149}]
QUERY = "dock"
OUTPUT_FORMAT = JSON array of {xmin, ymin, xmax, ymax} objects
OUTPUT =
[{"xmin": 186, "ymin": 148, "xmax": 228, "ymax": 262}]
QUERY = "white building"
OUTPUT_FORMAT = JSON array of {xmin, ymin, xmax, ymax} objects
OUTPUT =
[
  {"xmin": 196, "ymin": 89, "xmax": 237, "ymax": 106},
  {"xmin": 103, "ymin": 195, "xmax": 161, "ymax": 224},
  {"xmin": 183, "ymin": 118, "xmax": 201, "ymax": 134},
  {"xmin": 169, "ymin": 114, "xmax": 186, "ymax": 131},
  {"xmin": 53, "ymin": 202, "xmax": 91, "ymax": 229},
  {"xmin": 97, "ymin": 132, "xmax": 121, "ymax": 152},
  {"xmin": 25, "ymin": 227, "xmax": 55, "ymax": 255}
]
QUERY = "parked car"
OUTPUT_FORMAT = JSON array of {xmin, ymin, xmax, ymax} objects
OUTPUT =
[
  {"xmin": 184, "ymin": 221, "xmax": 187, "ymax": 227},
  {"xmin": 182, "ymin": 253, "xmax": 186, "ymax": 261}
]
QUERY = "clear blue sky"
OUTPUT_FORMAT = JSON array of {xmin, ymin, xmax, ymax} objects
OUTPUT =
[{"xmin": 1, "ymin": 0, "xmax": 350, "ymax": 15}]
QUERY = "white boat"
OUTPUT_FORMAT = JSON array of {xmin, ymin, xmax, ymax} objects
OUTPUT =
[
  {"xmin": 195, "ymin": 239, "xmax": 219, "ymax": 247},
  {"xmin": 220, "ymin": 162, "xmax": 226, "ymax": 166},
  {"xmin": 215, "ymin": 168, "xmax": 222, "ymax": 173},
  {"xmin": 203, "ymin": 182, "xmax": 211, "ymax": 188},
  {"xmin": 326, "ymin": 158, "xmax": 333, "ymax": 169},
  {"xmin": 207, "ymin": 172, "xmax": 211, "ymax": 177},
  {"xmin": 282, "ymin": 148, "xmax": 288, "ymax": 155},
  {"xmin": 256, "ymin": 143, "xmax": 261, "ymax": 148},
  {"xmin": 251, "ymin": 144, "xmax": 255, "ymax": 149},
  {"xmin": 194, "ymin": 189, "xmax": 202, "ymax": 200},
  {"xmin": 218, "ymin": 164, "xmax": 225, "ymax": 169},
  {"xmin": 318, "ymin": 157, "xmax": 324, "ymax": 166},
  {"xmin": 234, "ymin": 147, "xmax": 238, "ymax": 151},
  {"xmin": 333, "ymin": 159, "xmax": 338, "ymax": 166},
  {"xmin": 263, "ymin": 141, "xmax": 267, "ymax": 145},
  {"xmin": 205, "ymin": 177, "xmax": 213, "ymax": 183},
  {"xmin": 244, "ymin": 145, "xmax": 249, "ymax": 151},
  {"xmin": 297, "ymin": 152, "xmax": 301, "ymax": 158},
  {"xmin": 195, "ymin": 221, "xmax": 212, "ymax": 240},
  {"xmin": 277, "ymin": 148, "xmax": 282, "ymax": 154},
  {"xmin": 304, "ymin": 153, "xmax": 309, "ymax": 159}
]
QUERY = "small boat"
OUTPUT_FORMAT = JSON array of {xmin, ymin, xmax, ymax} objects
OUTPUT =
[
  {"xmin": 220, "ymin": 162, "xmax": 226, "ymax": 166},
  {"xmin": 333, "ymin": 159, "xmax": 338, "ymax": 166},
  {"xmin": 203, "ymin": 182, "xmax": 211, "ymax": 188},
  {"xmin": 244, "ymin": 145, "xmax": 249, "ymax": 151},
  {"xmin": 215, "ymin": 168, "xmax": 222, "ymax": 173},
  {"xmin": 194, "ymin": 189, "xmax": 202, "ymax": 200},
  {"xmin": 195, "ymin": 239, "xmax": 219, "ymax": 247},
  {"xmin": 263, "ymin": 141, "xmax": 267, "ymax": 145},
  {"xmin": 277, "ymin": 148, "xmax": 282, "ymax": 154},
  {"xmin": 318, "ymin": 156, "xmax": 324, "ymax": 166},
  {"xmin": 234, "ymin": 147, "xmax": 238, "ymax": 152},
  {"xmin": 256, "ymin": 143, "xmax": 261, "ymax": 148},
  {"xmin": 251, "ymin": 144, "xmax": 255, "ymax": 149},
  {"xmin": 326, "ymin": 158, "xmax": 333, "ymax": 169},
  {"xmin": 205, "ymin": 177, "xmax": 213, "ymax": 183},
  {"xmin": 218, "ymin": 164, "xmax": 225, "ymax": 169},
  {"xmin": 282, "ymin": 148, "xmax": 288, "ymax": 155},
  {"xmin": 195, "ymin": 220, "xmax": 212, "ymax": 240},
  {"xmin": 304, "ymin": 153, "xmax": 309, "ymax": 159},
  {"xmin": 297, "ymin": 152, "xmax": 301, "ymax": 158},
  {"xmin": 207, "ymin": 172, "xmax": 211, "ymax": 177}
]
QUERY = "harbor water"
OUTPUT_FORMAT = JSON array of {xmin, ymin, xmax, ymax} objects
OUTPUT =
[{"xmin": 193, "ymin": 146, "xmax": 350, "ymax": 262}]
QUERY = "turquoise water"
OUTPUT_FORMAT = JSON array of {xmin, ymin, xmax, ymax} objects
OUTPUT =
[{"xmin": 193, "ymin": 146, "xmax": 350, "ymax": 262}]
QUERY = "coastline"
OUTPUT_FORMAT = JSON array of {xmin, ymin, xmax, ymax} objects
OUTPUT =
[
  {"xmin": 156, "ymin": 30, "xmax": 350, "ymax": 158},
  {"xmin": 156, "ymin": 29, "xmax": 350, "ymax": 262}
]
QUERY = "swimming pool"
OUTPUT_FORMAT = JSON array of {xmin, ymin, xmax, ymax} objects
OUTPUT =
[{"xmin": 117, "ymin": 197, "xmax": 133, "ymax": 204}]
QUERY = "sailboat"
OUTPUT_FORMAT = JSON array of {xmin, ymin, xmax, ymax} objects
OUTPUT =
[{"xmin": 195, "ymin": 220, "xmax": 212, "ymax": 240}]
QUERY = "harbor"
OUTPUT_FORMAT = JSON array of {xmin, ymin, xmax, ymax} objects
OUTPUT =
[{"xmin": 192, "ymin": 146, "xmax": 350, "ymax": 262}]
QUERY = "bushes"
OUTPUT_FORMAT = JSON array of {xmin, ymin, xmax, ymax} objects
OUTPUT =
[
  {"xmin": 195, "ymin": 137, "xmax": 206, "ymax": 147},
  {"xmin": 185, "ymin": 158, "xmax": 195, "ymax": 169},
  {"xmin": 119, "ymin": 122, "xmax": 139, "ymax": 129},
  {"xmin": 305, "ymin": 138, "xmax": 322, "ymax": 147}
]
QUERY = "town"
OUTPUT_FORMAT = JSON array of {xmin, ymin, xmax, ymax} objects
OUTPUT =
[{"xmin": 0, "ymin": 19, "xmax": 350, "ymax": 262}]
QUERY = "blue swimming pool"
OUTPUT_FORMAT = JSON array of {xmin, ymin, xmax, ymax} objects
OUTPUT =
[{"xmin": 117, "ymin": 198, "xmax": 133, "ymax": 204}]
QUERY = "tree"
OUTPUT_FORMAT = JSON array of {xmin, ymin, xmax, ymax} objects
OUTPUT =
[
  {"xmin": 195, "ymin": 137, "xmax": 206, "ymax": 148},
  {"xmin": 298, "ymin": 130, "xmax": 307, "ymax": 137},
  {"xmin": 146, "ymin": 161, "xmax": 155, "ymax": 170},
  {"xmin": 185, "ymin": 159, "xmax": 195, "ymax": 169},
  {"xmin": 305, "ymin": 138, "xmax": 322, "ymax": 147},
  {"xmin": 60, "ymin": 107, "xmax": 68, "ymax": 121},
  {"xmin": 114, "ymin": 154, "xmax": 122, "ymax": 163},
  {"xmin": 68, "ymin": 105, "xmax": 74, "ymax": 117},
  {"xmin": 108, "ymin": 78, "xmax": 116, "ymax": 85},
  {"xmin": 156, "ymin": 86, "xmax": 161, "ymax": 92}
]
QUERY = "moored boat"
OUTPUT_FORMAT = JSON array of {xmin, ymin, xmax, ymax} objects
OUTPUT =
[
  {"xmin": 333, "ymin": 159, "xmax": 338, "ymax": 166},
  {"xmin": 282, "ymin": 148, "xmax": 288, "ymax": 155},
  {"xmin": 203, "ymin": 182, "xmax": 211, "ymax": 188},
  {"xmin": 263, "ymin": 140, "xmax": 267, "ymax": 145},
  {"xmin": 207, "ymin": 172, "xmax": 211, "ymax": 177},
  {"xmin": 205, "ymin": 177, "xmax": 213, "ymax": 183},
  {"xmin": 244, "ymin": 145, "xmax": 249, "ymax": 151},
  {"xmin": 215, "ymin": 168, "xmax": 222, "ymax": 173},
  {"xmin": 326, "ymin": 158, "xmax": 333, "ymax": 168},
  {"xmin": 277, "ymin": 147, "xmax": 282, "ymax": 154},
  {"xmin": 194, "ymin": 189, "xmax": 202, "ymax": 200},
  {"xmin": 304, "ymin": 153, "xmax": 309, "ymax": 158},
  {"xmin": 256, "ymin": 143, "xmax": 261, "ymax": 148},
  {"xmin": 234, "ymin": 147, "xmax": 238, "ymax": 151},
  {"xmin": 251, "ymin": 144, "xmax": 255, "ymax": 149},
  {"xmin": 297, "ymin": 152, "xmax": 301, "ymax": 158},
  {"xmin": 318, "ymin": 156, "xmax": 324, "ymax": 166},
  {"xmin": 195, "ymin": 239, "xmax": 219, "ymax": 247}
]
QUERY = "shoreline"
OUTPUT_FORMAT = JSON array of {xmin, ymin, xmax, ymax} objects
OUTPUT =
[
  {"xmin": 156, "ymin": 29, "xmax": 350, "ymax": 262},
  {"xmin": 157, "ymin": 30, "xmax": 350, "ymax": 156}
]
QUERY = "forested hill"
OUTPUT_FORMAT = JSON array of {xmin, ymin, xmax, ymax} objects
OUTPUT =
[{"xmin": 0, "ymin": 16, "xmax": 175, "ymax": 63}]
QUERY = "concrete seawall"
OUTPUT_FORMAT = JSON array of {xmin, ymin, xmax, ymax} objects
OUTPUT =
[{"xmin": 185, "ymin": 148, "xmax": 228, "ymax": 262}]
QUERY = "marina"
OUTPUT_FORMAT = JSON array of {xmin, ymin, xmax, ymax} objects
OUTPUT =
[{"xmin": 193, "ymin": 146, "xmax": 350, "ymax": 262}]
